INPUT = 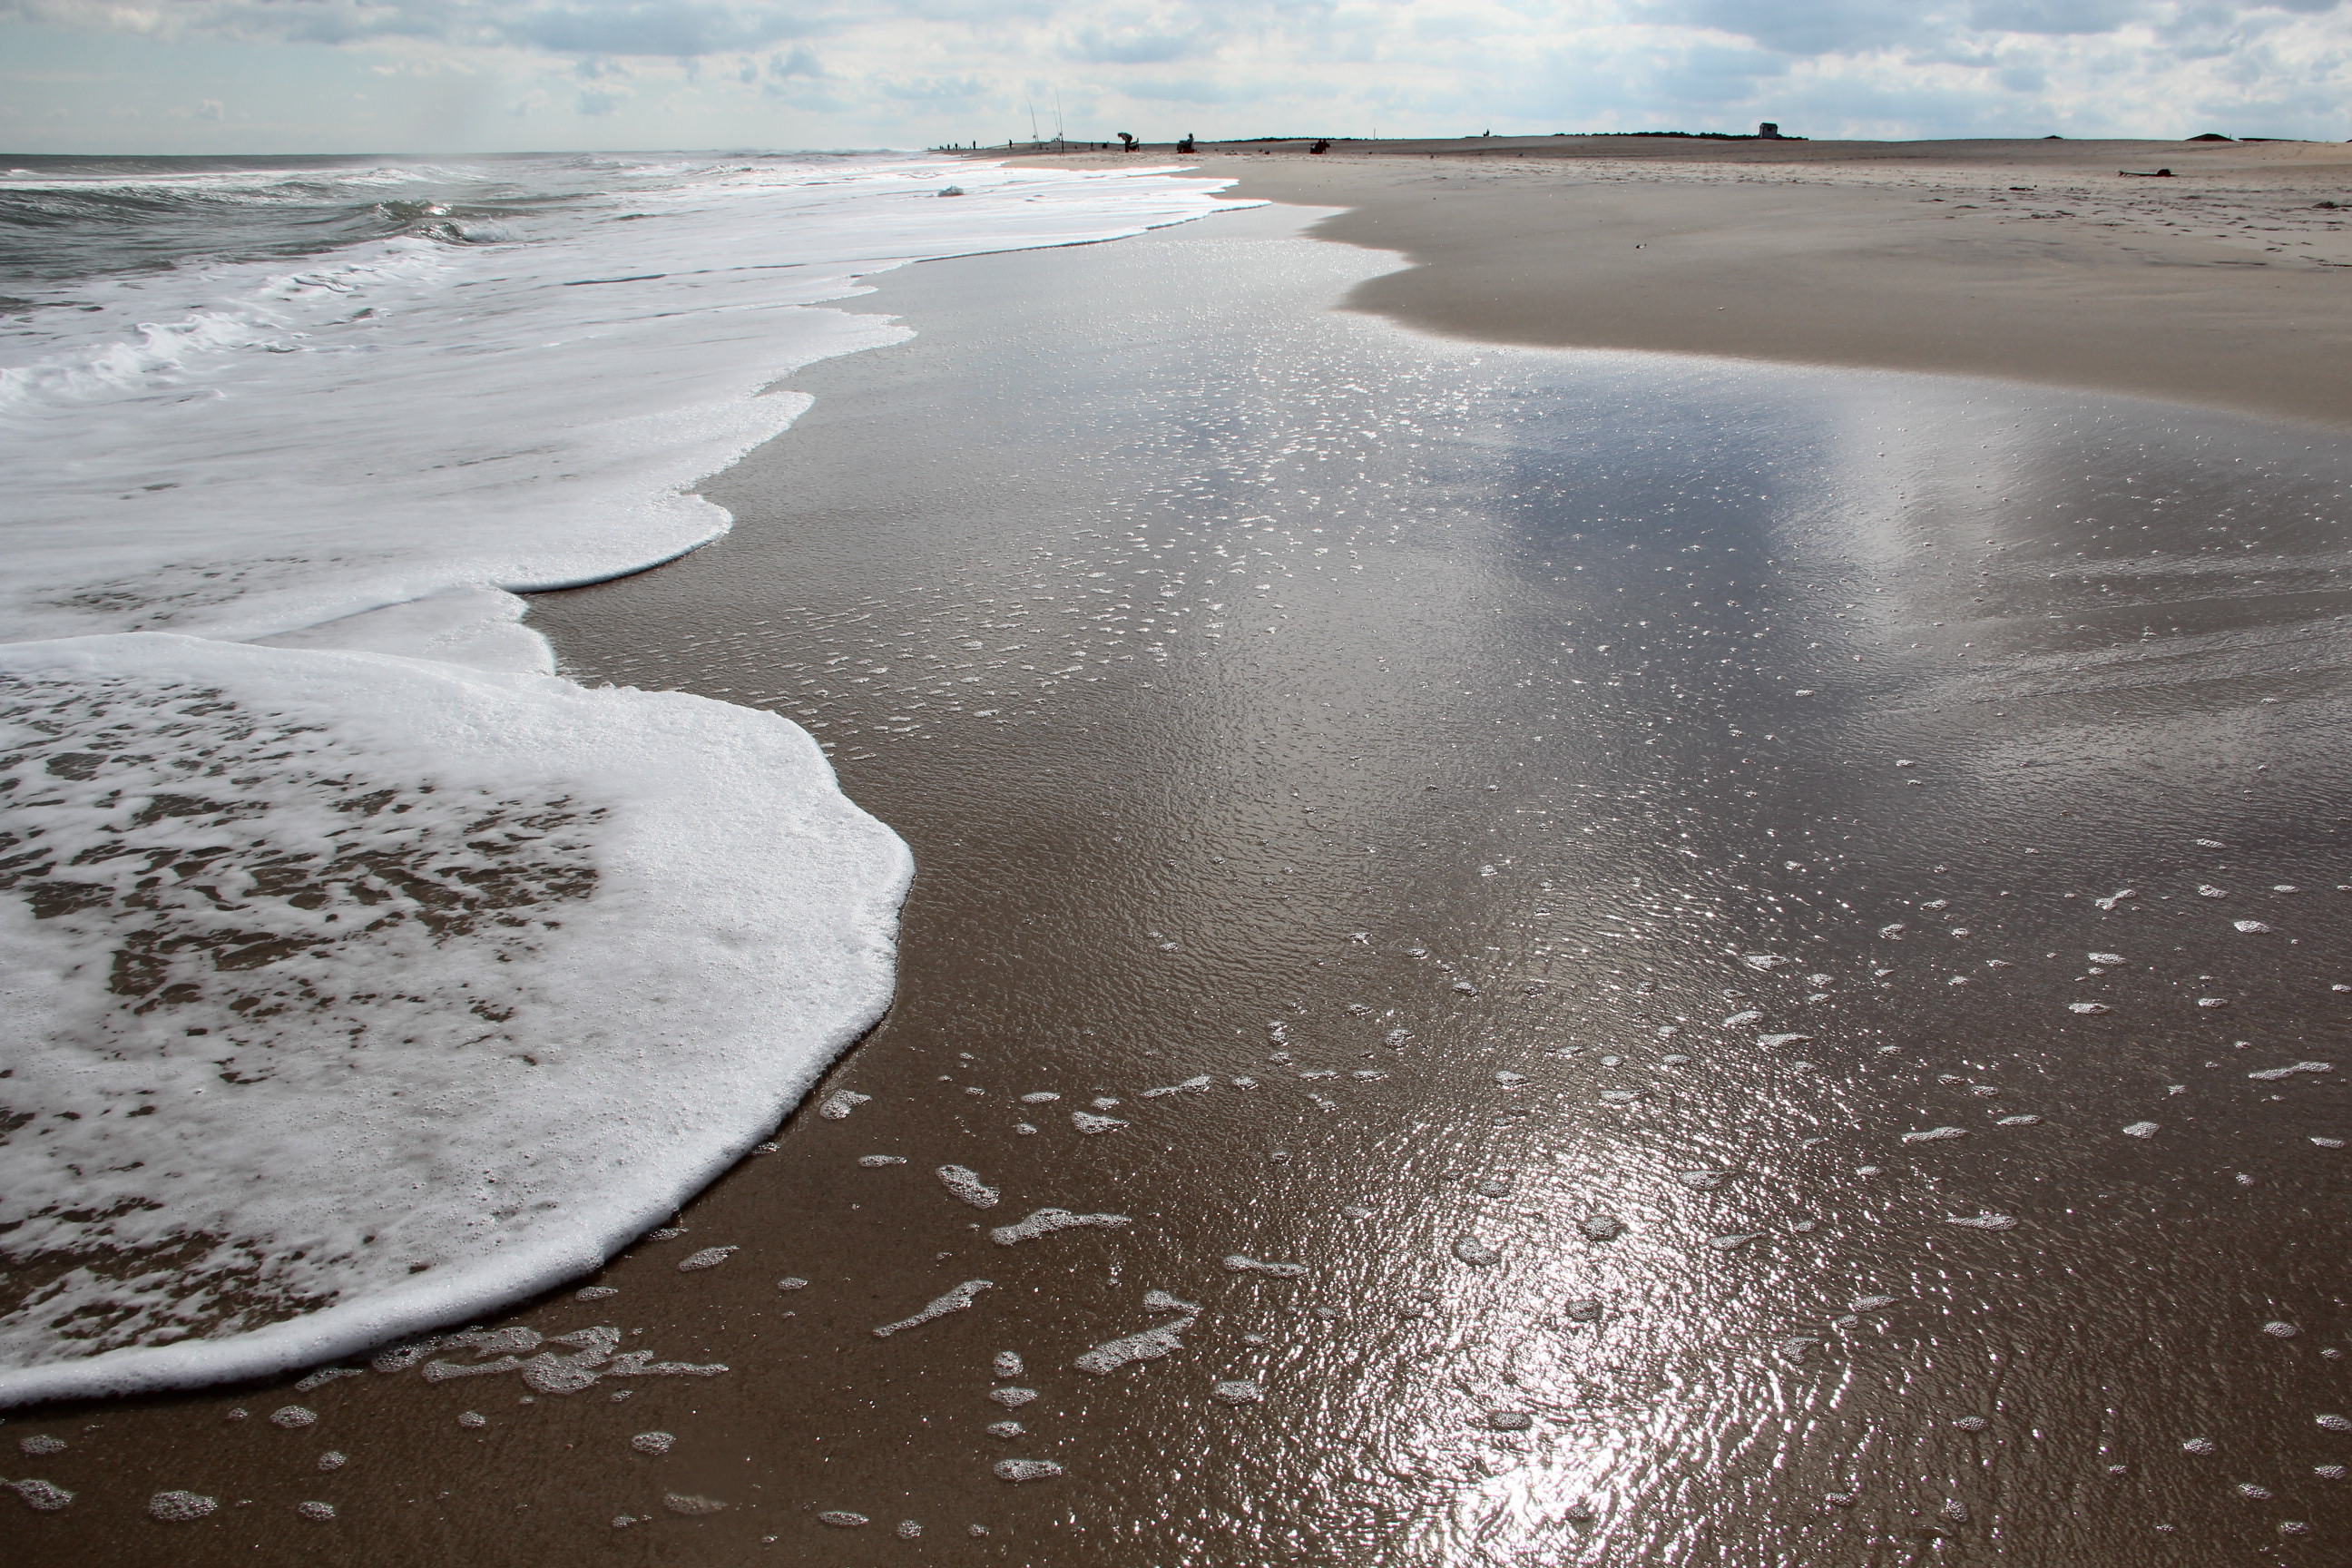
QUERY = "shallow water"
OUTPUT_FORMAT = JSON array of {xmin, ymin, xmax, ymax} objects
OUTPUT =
[
  {"xmin": 0, "ymin": 152, "xmax": 1242, "ymax": 1404},
  {"xmin": 17, "ymin": 204, "xmax": 2351, "ymax": 1563}
]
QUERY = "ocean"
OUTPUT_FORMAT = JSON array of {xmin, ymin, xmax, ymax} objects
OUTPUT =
[{"xmin": 0, "ymin": 152, "xmax": 1242, "ymax": 1405}]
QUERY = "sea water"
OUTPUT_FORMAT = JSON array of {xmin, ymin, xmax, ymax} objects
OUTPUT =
[{"xmin": 0, "ymin": 152, "xmax": 1243, "ymax": 1405}]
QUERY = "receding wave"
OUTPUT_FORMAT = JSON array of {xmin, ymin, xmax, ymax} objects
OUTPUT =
[{"xmin": 0, "ymin": 151, "xmax": 1250, "ymax": 1405}]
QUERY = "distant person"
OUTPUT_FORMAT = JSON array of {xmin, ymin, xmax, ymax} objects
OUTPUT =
[
  {"xmin": 1177, "ymin": 133, "xmax": 1195, "ymax": 153},
  {"xmin": 1311, "ymin": 139, "xmax": 1330, "ymax": 154},
  {"xmin": 1118, "ymin": 132, "xmax": 1137, "ymax": 151}
]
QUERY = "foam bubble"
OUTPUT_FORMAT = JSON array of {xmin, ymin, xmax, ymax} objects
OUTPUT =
[
  {"xmin": 1074, "ymin": 1317, "xmax": 1194, "ymax": 1375},
  {"xmin": 1140, "ymin": 1076, "xmax": 1213, "ymax": 1098},
  {"xmin": 1221, "ymin": 1256, "xmax": 1308, "ymax": 1278},
  {"xmin": 1143, "ymin": 1290, "xmax": 1200, "ymax": 1313},
  {"xmin": 994, "ymin": 1351, "xmax": 1024, "ymax": 1377},
  {"xmin": 575, "ymin": 1286, "xmax": 619, "ymax": 1301},
  {"xmin": 318, "ymin": 1451, "xmax": 346, "ymax": 1471},
  {"xmin": 937, "ymin": 1166, "xmax": 1002, "ymax": 1210},
  {"xmin": 1071, "ymin": 1112, "xmax": 1128, "ymax": 1134},
  {"xmin": 818, "ymin": 1092, "xmax": 871, "ymax": 1121},
  {"xmin": 986, "ymin": 1421, "xmax": 1025, "ymax": 1438},
  {"xmin": 1945, "ymin": 1212, "xmax": 2018, "ymax": 1230},
  {"xmin": 1904, "ymin": 1127, "xmax": 1968, "ymax": 1143},
  {"xmin": 17, "ymin": 1434, "xmax": 65, "ymax": 1455},
  {"xmin": 994, "ymin": 1459, "xmax": 1063, "ymax": 1483},
  {"xmin": 292, "ymin": 1367, "xmax": 363, "ymax": 1392},
  {"xmin": 7, "ymin": 1478, "xmax": 74, "ymax": 1511},
  {"xmin": 858, "ymin": 1154, "xmax": 908, "ymax": 1167},
  {"xmin": 817, "ymin": 1510, "xmax": 867, "ymax": 1527},
  {"xmin": 270, "ymin": 1405, "xmax": 318, "ymax": 1428},
  {"xmin": 1455, "ymin": 1239, "xmax": 1503, "ymax": 1267},
  {"xmin": 988, "ymin": 1387, "xmax": 1037, "ymax": 1408},
  {"xmin": 666, "ymin": 1494, "xmax": 727, "ymax": 1516},
  {"xmin": 990, "ymin": 1209, "xmax": 1132, "ymax": 1246},
  {"xmin": 2122, "ymin": 1122, "xmax": 2160, "ymax": 1139},
  {"xmin": 1213, "ymin": 1379, "xmax": 1265, "ymax": 1404},
  {"xmin": 874, "ymin": 1280, "xmax": 993, "ymax": 1338},
  {"xmin": 2249, "ymin": 1062, "xmax": 2332, "ymax": 1081},
  {"xmin": 149, "ymin": 1490, "xmax": 218, "ymax": 1522},
  {"xmin": 632, "ymin": 1431, "xmax": 675, "ymax": 1455}
]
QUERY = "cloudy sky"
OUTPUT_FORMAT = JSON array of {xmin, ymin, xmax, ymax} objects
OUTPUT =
[{"xmin": 5, "ymin": 0, "xmax": 2347, "ymax": 154}]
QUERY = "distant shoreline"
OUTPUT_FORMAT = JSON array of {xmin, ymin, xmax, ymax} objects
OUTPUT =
[{"xmin": 984, "ymin": 135, "xmax": 2352, "ymax": 428}]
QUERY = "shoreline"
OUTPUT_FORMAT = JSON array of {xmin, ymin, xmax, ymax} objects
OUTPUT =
[
  {"xmin": 989, "ymin": 135, "xmax": 2352, "ymax": 428},
  {"xmin": 15, "ymin": 191, "xmax": 2352, "ymax": 1564}
]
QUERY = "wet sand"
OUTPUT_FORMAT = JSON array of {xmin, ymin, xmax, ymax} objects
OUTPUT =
[
  {"xmin": 1019, "ymin": 135, "xmax": 2352, "ymax": 428},
  {"xmin": 13, "ymin": 205, "xmax": 2352, "ymax": 1563}
]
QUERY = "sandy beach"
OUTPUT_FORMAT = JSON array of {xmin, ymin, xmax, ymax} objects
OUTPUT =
[
  {"xmin": 12, "ymin": 160, "xmax": 2352, "ymax": 1564},
  {"xmin": 1020, "ymin": 135, "xmax": 2352, "ymax": 427}
]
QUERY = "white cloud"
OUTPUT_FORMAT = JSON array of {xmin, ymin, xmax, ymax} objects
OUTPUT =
[{"xmin": 3, "ymin": 0, "xmax": 2347, "ymax": 147}]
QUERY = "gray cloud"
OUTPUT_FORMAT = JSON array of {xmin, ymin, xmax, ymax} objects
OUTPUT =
[
  {"xmin": 3, "ymin": 0, "xmax": 2348, "ymax": 146},
  {"xmin": 1965, "ymin": 0, "xmax": 2149, "ymax": 34},
  {"xmin": 4, "ymin": 0, "xmax": 842, "ymax": 54},
  {"xmin": 1658, "ymin": 0, "xmax": 2343, "ymax": 55},
  {"xmin": 1064, "ymin": 27, "xmax": 1205, "ymax": 64},
  {"xmin": 1658, "ymin": 0, "xmax": 1931, "ymax": 55}
]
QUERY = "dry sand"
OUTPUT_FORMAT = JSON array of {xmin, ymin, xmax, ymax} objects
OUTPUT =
[{"xmin": 1008, "ymin": 136, "xmax": 2352, "ymax": 428}]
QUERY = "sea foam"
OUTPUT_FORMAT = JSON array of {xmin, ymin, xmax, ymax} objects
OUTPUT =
[
  {"xmin": 0, "ymin": 634, "xmax": 906, "ymax": 1403},
  {"xmin": 0, "ymin": 154, "xmax": 1245, "ymax": 1405}
]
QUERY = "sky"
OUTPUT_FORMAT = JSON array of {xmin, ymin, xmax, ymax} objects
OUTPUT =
[{"xmin": 3, "ymin": 0, "xmax": 2348, "ymax": 154}]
